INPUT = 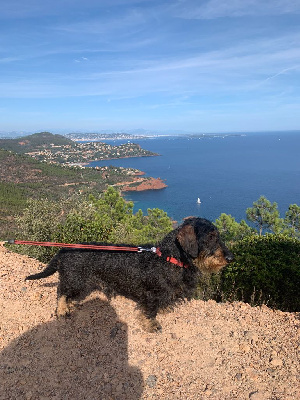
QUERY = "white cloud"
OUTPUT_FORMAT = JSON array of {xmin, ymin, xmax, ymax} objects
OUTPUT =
[{"xmin": 2, "ymin": 33, "xmax": 300, "ymax": 100}]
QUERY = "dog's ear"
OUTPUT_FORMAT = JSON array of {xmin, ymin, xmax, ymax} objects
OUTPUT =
[{"xmin": 176, "ymin": 224, "xmax": 198, "ymax": 258}]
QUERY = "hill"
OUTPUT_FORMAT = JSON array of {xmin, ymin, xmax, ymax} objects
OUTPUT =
[
  {"xmin": 0, "ymin": 131, "xmax": 158, "ymax": 165},
  {"xmin": 0, "ymin": 243, "xmax": 299, "ymax": 399},
  {"xmin": 0, "ymin": 131, "xmax": 72, "ymax": 154}
]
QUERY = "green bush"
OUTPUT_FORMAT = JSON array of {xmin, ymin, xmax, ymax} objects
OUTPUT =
[
  {"xmin": 214, "ymin": 213, "xmax": 254, "ymax": 243},
  {"xmin": 11, "ymin": 198, "xmax": 64, "ymax": 262},
  {"xmin": 9, "ymin": 187, "xmax": 173, "ymax": 262},
  {"xmin": 218, "ymin": 234, "xmax": 300, "ymax": 311}
]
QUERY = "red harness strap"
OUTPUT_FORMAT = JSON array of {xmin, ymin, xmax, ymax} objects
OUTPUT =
[{"xmin": 155, "ymin": 247, "xmax": 188, "ymax": 269}]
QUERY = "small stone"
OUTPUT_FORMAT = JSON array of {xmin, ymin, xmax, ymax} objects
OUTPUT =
[
  {"xmin": 146, "ymin": 375, "xmax": 157, "ymax": 388},
  {"xmin": 270, "ymin": 357, "xmax": 283, "ymax": 367},
  {"xmin": 249, "ymin": 390, "xmax": 264, "ymax": 400},
  {"xmin": 266, "ymin": 368, "xmax": 276, "ymax": 378},
  {"xmin": 239, "ymin": 344, "xmax": 251, "ymax": 353},
  {"xmin": 205, "ymin": 357, "xmax": 215, "ymax": 367},
  {"xmin": 110, "ymin": 325, "xmax": 119, "ymax": 339},
  {"xmin": 166, "ymin": 373, "xmax": 174, "ymax": 381},
  {"xmin": 244, "ymin": 331, "xmax": 259, "ymax": 343},
  {"xmin": 235, "ymin": 373, "xmax": 243, "ymax": 381}
]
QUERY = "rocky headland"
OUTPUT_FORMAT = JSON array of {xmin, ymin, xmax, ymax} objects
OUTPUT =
[{"xmin": 120, "ymin": 176, "xmax": 167, "ymax": 192}]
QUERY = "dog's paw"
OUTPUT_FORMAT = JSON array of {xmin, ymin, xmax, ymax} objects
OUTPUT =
[
  {"xmin": 138, "ymin": 312, "xmax": 162, "ymax": 333},
  {"xmin": 56, "ymin": 295, "xmax": 71, "ymax": 318},
  {"xmin": 148, "ymin": 319, "xmax": 162, "ymax": 333}
]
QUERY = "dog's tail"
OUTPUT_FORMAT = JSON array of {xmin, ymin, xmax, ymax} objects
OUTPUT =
[{"xmin": 25, "ymin": 255, "xmax": 59, "ymax": 280}]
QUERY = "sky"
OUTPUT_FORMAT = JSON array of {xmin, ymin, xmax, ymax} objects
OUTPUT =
[{"xmin": 1, "ymin": 0, "xmax": 300, "ymax": 134}]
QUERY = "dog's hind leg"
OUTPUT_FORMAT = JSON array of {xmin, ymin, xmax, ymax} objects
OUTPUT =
[
  {"xmin": 56, "ymin": 294, "xmax": 70, "ymax": 317},
  {"xmin": 56, "ymin": 282, "xmax": 77, "ymax": 318}
]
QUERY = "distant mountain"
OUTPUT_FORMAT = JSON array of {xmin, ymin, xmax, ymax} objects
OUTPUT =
[{"xmin": 0, "ymin": 132, "xmax": 73, "ymax": 154}]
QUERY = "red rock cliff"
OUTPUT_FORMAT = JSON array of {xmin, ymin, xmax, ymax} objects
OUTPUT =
[{"xmin": 120, "ymin": 177, "xmax": 167, "ymax": 192}]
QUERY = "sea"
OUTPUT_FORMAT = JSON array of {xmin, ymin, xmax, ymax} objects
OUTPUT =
[{"xmin": 87, "ymin": 131, "xmax": 300, "ymax": 224}]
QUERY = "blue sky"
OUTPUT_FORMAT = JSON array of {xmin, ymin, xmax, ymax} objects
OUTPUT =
[{"xmin": 1, "ymin": 0, "xmax": 300, "ymax": 134}]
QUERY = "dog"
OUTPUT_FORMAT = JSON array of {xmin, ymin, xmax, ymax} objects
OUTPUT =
[{"xmin": 25, "ymin": 217, "xmax": 233, "ymax": 332}]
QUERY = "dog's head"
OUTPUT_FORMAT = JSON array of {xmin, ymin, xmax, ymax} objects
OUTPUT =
[{"xmin": 176, "ymin": 217, "xmax": 234, "ymax": 273}]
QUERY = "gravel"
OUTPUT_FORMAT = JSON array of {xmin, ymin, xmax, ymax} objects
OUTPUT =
[{"xmin": 1, "ymin": 243, "xmax": 299, "ymax": 400}]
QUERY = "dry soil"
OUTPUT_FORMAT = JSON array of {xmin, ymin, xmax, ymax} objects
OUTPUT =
[{"xmin": 0, "ymin": 243, "xmax": 299, "ymax": 400}]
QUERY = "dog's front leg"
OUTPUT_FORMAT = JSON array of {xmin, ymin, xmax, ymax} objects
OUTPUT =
[
  {"xmin": 138, "ymin": 311, "xmax": 162, "ymax": 333},
  {"xmin": 137, "ymin": 302, "xmax": 162, "ymax": 333}
]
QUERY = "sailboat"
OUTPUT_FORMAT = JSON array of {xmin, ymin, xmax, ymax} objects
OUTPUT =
[{"xmin": 197, "ymin": 197, "xmax": 201, "ymax": 204}]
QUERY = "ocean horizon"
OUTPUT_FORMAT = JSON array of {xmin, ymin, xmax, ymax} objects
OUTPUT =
[{"xmin": 88, "ymin": 131, "xmax": 300, "ymax": 224}]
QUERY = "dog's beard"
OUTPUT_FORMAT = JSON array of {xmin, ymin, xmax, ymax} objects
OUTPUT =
[{"xmin": 192, "ymin": 248, "xmax": 228, "ymax": 274}]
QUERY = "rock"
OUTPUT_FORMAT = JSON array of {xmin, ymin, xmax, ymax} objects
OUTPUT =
[
  {"xmin": 249, "ymin": 390, "xmax": 265, "ymax": 400},
  {"xmin": 244, "ymin": 331, "xmax": 259, "ymax": 343},
  {"xmin": 121, "ymin": 177, "xmax": 167, "ymax": 192},
  {"xmin": 269, "ymin": 357, "xmax": 283, "ymax": 367},
  {"xmin": 146, "ymin": 375, "xmax": 158, "ymax": 388},
  {"xmin": 239, "ymin": 343, "xmax": 251, "ymax": 353},
  {"xmin": 235, "ymin": 373, "xmax": 243, "ymax": 381}
]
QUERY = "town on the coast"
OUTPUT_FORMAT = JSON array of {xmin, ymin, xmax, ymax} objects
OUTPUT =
[{"xmin": 0, "ymin": 132, "xmax": 157, "ymax": 166}]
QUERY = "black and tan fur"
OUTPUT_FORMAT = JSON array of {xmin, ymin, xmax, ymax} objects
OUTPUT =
[{"xmin": 26, "ymin": 217, "xmax": 233, "ymax": 332}]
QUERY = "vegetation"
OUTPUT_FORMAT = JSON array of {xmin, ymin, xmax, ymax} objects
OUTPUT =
[
  {"xmin": 0, "ymin": 148, "xmax": 150, "ymax": 238},
  {"xmin": 0, "ymin": 132, "xmax": 72, "ymax": 154},
  {"xmin": 220, "ymin": 234, "xmax": 300, "ymax": 312},
  {"xmin": 9, "ymin": 187, "xmax": 173, "ymax": 262},
  {"xmin": 215, "ymin": 196, "xmax": 300, "ymax": 243},
  {"xmin": 2, "ymin": 145, "xmax": 299, "ymax": 313},
  {"xmin": 214, "ymin": 213, "xmax": 255, "ymax": 242},
  {"xmin": 246, "ymin": 195, "xmax": 281, "ymax": 235},
  {"xmin": 200, "ymin": 196, "xmax": 300, "ymax": 312}
]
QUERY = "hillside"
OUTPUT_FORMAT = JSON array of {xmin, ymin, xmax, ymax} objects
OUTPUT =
[
  {"xmin": 0, "ymin": 146, "xmax": 168, "ymax": 238},
  {"xmin": 0, "ymin": 132, "xmax": 72, "ymax": 154},
  {"xmin": 0, "ymin": 132, "xmax": 158, "ymax": 165},
  {"xmin": 0, "ymin": 149, "xmax": 145, "ymax": 238},
  {"xmin": 0, "ymin": 243, "xmax": 299, "ymax": 400}
]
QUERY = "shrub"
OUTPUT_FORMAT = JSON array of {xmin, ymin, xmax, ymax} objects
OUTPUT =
[
  {"xmin": 9, "ymin": 187, "xmax": 173, "ymax": 262},
  {"xmin": 218, "ymin": 234, "xmax": 300, "ymax": 312},
  {"xmin": 214, "ymin": 213, "xmax": 254, "ymax": 243},
  {"xmin": 11, "ymin": 198, "xmax": 64, "ymax": 262}
]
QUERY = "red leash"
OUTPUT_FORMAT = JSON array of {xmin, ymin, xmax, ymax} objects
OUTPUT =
[
  {"xmin": 7, "ymin": 239, "xmax": 140, "ymax": 252},
  {"xmin": 6, "ymin": 239, "xmax": 188, "ymax": 268}
]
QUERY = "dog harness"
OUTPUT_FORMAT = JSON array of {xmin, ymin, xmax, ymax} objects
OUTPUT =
[{"xmin": 6, "ymin": 240, "xmax": 189, "ymax": 269}]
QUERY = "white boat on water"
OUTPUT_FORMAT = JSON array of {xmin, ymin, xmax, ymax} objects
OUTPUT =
[{"xmin": 197, "ymin": 197, "xmax": 201, "ymax": 204}]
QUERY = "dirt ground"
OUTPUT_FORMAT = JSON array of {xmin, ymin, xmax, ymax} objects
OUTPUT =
[{"xmin": 0, "ymin": 243, "xmax": 299, "ymax": 400}]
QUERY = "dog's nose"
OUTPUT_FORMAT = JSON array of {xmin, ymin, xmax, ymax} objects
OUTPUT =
[{"xmin": 225, "ymin": 253, "xmax": 234, "ymax": 263}]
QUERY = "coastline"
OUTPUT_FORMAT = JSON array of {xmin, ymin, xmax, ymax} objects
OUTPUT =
[
  {"xmin": 67, "ymin": 153, "xmax": 160, "ymax": 168},
  {"xmin": 69, "ymin": 157, "xmax": 167, "ymax": 192}
]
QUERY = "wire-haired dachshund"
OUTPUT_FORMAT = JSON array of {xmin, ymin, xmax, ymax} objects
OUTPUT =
[{"xmin": 26, "ymin": 217, "xmax": 233, "ymax": 332}]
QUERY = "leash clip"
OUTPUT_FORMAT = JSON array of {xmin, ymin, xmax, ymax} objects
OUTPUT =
[{"xmin": 137, "ymin": 246, "xmax": 157, "ymax": 253}]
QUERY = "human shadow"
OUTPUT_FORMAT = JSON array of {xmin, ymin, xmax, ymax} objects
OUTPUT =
[{"xmin": 0, "ymin": 298, "xmax": 144, "ymax": 399}]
